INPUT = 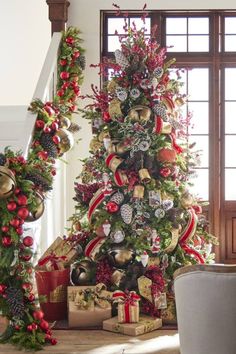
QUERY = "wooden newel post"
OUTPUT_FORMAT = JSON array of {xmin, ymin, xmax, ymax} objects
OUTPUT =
[{"xmin": 46, "ymin": 0, "xmax": 70, "ymax": 34}]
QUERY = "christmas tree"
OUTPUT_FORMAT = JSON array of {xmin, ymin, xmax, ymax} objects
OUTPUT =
[{"xmin": 68, "ymin": 19, "xmax": 217, "ymax": 319}]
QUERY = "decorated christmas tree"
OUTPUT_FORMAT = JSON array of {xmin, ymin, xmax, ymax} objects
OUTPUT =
[{"xmin": 68, "ymin": 19, "xmax": 217, "ymax": 319}]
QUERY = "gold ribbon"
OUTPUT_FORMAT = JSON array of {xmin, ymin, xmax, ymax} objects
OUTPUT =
[{"xmin": 74, "ymin": 283, "xmax": 112, "ymax": 310}]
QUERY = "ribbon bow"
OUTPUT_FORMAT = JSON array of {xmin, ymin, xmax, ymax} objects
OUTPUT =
[
  {"xmin": 112, "ymin": 290, "xmax": 140, "ymax": 305},
  {"xmin": 38, "ymin": 252, "xmax": 67, "ymax": 270},
  {"xmin": 74, "ymin": 283, "xmax": 112, "ymax": 310}
]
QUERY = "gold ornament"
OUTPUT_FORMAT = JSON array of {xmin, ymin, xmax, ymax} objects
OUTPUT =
[
  {"xmin": 128, "ymin": 105, "xmax": 152, "ymax": 122},
  {"xmin": 70, "ymin": 259, "xmax": 95, "ymax": 286},
  {"xmin": 133, "ymin": 185, "xmax": 145, "ymax": 199},
  {"xmin": 139, "ymin": 168, "xmax": 151, "ymax": 183},
  {"xmin": 111, "ymin": 269, "xmax": 125, "ymax": 286},
  {"xmin": 107, "ymin": 79, "xmax": 118, "ymax": 93},
  {"xmin": 0, "ymin": 166, "xmax": 16, "ymax": 199},
  {"xmin": 56, "ymin": 128, "xmax": 74, "ymax": 154},
  {"xmin": 181, "ymin": 190, "xmax": 194, "ymax": 209},
  {"xmin": 72, "ymin": 220, "xmax": 81, "ymax": 232},
  {"xmin": 108, "ymin": 98, "xmax": 122, "ymax": 118},
  {"xmin": 98, "ymin": 131, "xmax": 110, "ymax": 142},
  {"xmin": 148, "ymin": 257, "xmax": 160, "ymax": 267},
  {"xmin": 89, "ymin": 138, "xmax": 103, "ymax": 153},
  {"xmin": 175, "ymin": 97, "xmax": 185, "ymax": 106},
  {"xmin": 26, "ymin": 191, "xmax": 45, "ymax": 222},
  {"xmin": 108, "ymin": 245, "xmax": 135, "ymax": 268},
  {"xmin": 59, "ymin": 116, "xmax": 71, "ymax": 129}
]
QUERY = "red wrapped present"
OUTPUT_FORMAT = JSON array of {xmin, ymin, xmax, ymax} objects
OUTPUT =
[{"xmin": 113, "ymin": 290, "xmax": 140, "ymax": 323}]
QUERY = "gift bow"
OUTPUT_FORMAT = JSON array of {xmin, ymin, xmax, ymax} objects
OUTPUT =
[
  {"xmin": 38, "ymin": 252, "xmax": 67, "ymax": 270},
  {"xmin": 112, "ymin": 290, "xmax": 140, "ymax": 305},
  {"xmin": 74, "ymin": 283, "xmax": 112, "ymax": 310}
]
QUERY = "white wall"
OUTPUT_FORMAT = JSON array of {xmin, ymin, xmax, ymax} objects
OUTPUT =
[
  {"xmin": 66, "ymin": 0, "xmax": 236, "ymax": 220},
  {"xmin": 0, "ymin": 0, "xmax": 51, "ymax": 105}
]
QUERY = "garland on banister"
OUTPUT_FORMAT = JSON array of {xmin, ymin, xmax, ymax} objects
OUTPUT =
[{"xmin": 0, "ymin": 26, "xmax": 85, "ymax": 350}]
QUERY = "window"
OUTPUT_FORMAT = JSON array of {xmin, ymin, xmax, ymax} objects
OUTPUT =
[{"xmin": 101, "ymin": 10, "xmax": 236, "ymax": 263}]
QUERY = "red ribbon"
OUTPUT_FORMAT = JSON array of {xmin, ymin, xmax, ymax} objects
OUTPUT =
[
  {"xmin": 154, "ymin": 115, "xmax": 163, "ymax": 134},
  {"xmin": 105, "ymin": 153, "xmax": 128, "ymax": 187},
  {"xmin": 38, "ymin": 252, "xmax": 67, "ymax": 270},
  {"xmin": 113, "ymin": 290, "xmax": 140, "ymax": 323},
  {"xmin": 84, "ymin": 236, "xmax": 105, "ymax": 259},
  {"xmin": 88, "ymin": 187, "xmax": 113, "ymax": 223},
  {"xmin": 170, "ymin": 131, "xmax": 183, "ymax": 153}
]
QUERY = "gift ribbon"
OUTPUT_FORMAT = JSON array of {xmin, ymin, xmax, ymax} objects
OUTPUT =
[
  {"xmin": 170, "ymin": 131, "xmax": 183, "ymax": 154},
  {"xmin": 154, "ymin": 115, "xmax": 172, "ymax": 134},
  {"xmin": 88, "ymin": 187, "xmax": 113, "ymax": 222},
  {"xmin": 113, "ymin": 290, "xmax": 140, "ymax": 323},
  {"xmin": 84, "ymin": 236, "xmax": 105, "ymax": 259},
  {"xmin": 74, "ymin": 283, "xmax": 112, "ymax": 310},
  {"xmin": 38, "ymin": 252, "xmax": 67, "ymax": 270},
  {"xmin": 179, "ymin": 208, "xmax": 204, "ymax": 264},
  {"xmin": 105, "ymin": 153, "xmax": 128, "ymax": 187}
]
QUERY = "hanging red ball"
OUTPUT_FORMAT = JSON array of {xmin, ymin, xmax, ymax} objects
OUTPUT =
[
  {"xmin": 160, "ymin": 167, "xmax": 172, "ymax": 178},
  {"xmin": 16, "ymin": 227, "xmax": 23, "ymax": 235},
  {"xmin": 33, "ymin": 310, "xmax": 44, "ymax": 321},
  {"xmin": 40, "ymin": 319, "xmax": 49, "ymax": 331},
  {"xmin": 14, "ymin": 325, "xmax": 20, "ymax": 330},
  {"xmin": 43, "ymin": 126, "xmax": 52, "ymax": 134},
  {"xmin": 27, "ymin": 293, "xmax": 35, "ymax": 302},
  {"xmin": 17, "ymin": 194, "xmax": 28, "ymax": 206},
  {"xmin": 0, "ymin": 284, "xmax": 7, "ymax": 294},
  {"xmin": 27, "ymin": 324, "xmax": 33, "ymax": 332},
  {"xmin": 60, "ymin": 71, "xmax": 70, "ymax": 80},
  {"xmin": 1, "ymin": 226, "xmax": 9, "ymax": 233},
  {"xmin": 9, "ymin": 218, "xmax": 20, "ymax": 228},
  {"xmin": 14, "ymin": 188, "xmax": 21, "ymax": 195},
  {"xmin": 2, "ymin": 236, "xmax": 12, "ymax": 247},
  {"xmin": 31, "ymin": 323, "xmax": 38, "ymax": 330},
  {"xmin": 35, "ymin": 120, "xmax": 45, "ymax": 129},
  {"xmin": 7, "ymin": 201, "xmax": 17, "ymax": 211},
  {"xmin": 17, "ymin": 207, "xmax": 29, "ymax": 220},
  {"xmin": 57, "ymin": 89, "xmax": 65, "ymax": 97},
  {"xmin": 106, "ymin": 201, "xmax": 119, "ymax": 213},
  {"xmin": 37, "ymin": 151, "xmax": 48, "ymax": 160},
  {"xmin": 59, "ymin": 59, "xmax": 67, "ymax": 66},
  {"xmin": 51, "ymin": 122, "xmax": 59, "ymax": 131},
  {"xmin": 52, "ymin": 135, "xmax": 60, "ymax": 145},
  {"xmin": 50, "ymin": 338, "xmax": 57, "ymax": 345},
  {"xmin": 23, "ymin": 236, "xmax": 34, "ymax": 247},
  {"xmin": 22, "ymin": 282, "xmax": 33, "ymax": 291},
  {"xmin": 102, "ymin": 111, "xmax": 112, "ymax": 123},
  {"xmin": 21, "ymin": 254, "xmax": 32, "ymax": 262}
]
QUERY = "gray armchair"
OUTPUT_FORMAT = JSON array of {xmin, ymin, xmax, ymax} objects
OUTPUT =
[{"xmin": 174, "ymin": 264, "xmax": 236, "ymax": 354}]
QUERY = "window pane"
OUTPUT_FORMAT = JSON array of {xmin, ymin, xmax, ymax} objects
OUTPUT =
[
  {"xmin": 225, "ymin": 135, "xmax": 236, "ymax": 167},
  {"xmin": 108, "ymin": 18, "xmax": 125, "ymax": 34},
  {"xmin": 188, "ymin": 69, "xmax": 209, "ymax": 100},
  {"xmin": 108, "ymin": 36, "xmax": 121, "ymax": 52},
  {"xmin": 188, "ymin": 17, "xmax": 209, "ymax": 34},
  {"xmin": 132, "ymin": 17, "xmax": 151, "ymax": 32},
  {"xmin": 189, "ymin": 169, "xmax": 209, "ymax": 200},
  {"xmin": 225, "ymin": 102, "xmax": 236, "ymax": 134},
  {"xmin": 188, "ymin": 135, "xmax": 209, "ymax": 167},
  {"xmin": 166, "ymin": 18, "xmax": 187, "ymax": 34},
  {"xmin": 166, "ymin": 35, "xmax": 187, "ymax": 52},
  {"xmin": 225, "ymin": 17, "xmax": 236, "ymax": 34},
  {"xmin": 225, "ymin": 169, "xmax": 236, "ymax": 200},
  {"xmin": 188, "ymin": 102, "xmax": 209, "ymax": 134},
  {"xmin": 188, "ymin": 35, "xmax": 209, "ymax": 52},
  {"xmin": 225, "ymin": 68, "xmax": 236, "ymax": 100},
  {"xmin": 225, "ymin": 35, "xmax": 236, "ymax": 51}
]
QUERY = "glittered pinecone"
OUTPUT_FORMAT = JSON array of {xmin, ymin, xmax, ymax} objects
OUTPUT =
[
  {"xmin": 114, "ymin": 49, "xmax": 129, "ymax": 70},
  {"xmin": 68, "ymin": 122, "xmax": 81, "ymax": 133},
  {"xmin": 77, "ymin": 55, "xmax": 86, "ymax": 70},
  {"xmin": 5, "ymin": 287, "xmax": 25, "ymax": 319},
  {"xmin": 120, "ymin": 204, "xmax": 133, "ymax": 224},
  {"xmin": 40, "ymin": 133, "xmax": 58, "ymax": 158},
  {"xmin": 110, "ymin": 191, "xmax": 124, "ymax": 205},
  {"xmin": 26, "ymin": 171, "xmax": 52, "ymax": 191},
  {"xmin": 153, "ymin": 104, "xmax": 167, "ymax": 121},
  {"xmin": 0, "ymin": 153, "xmax": 6, "ymax": 166}
]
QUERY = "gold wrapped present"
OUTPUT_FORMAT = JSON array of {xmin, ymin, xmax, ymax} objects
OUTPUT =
[
  {"xmin": 161, "ymin": 295, "xmax": 177, "ymax": 325},
  {"xmin": 103, "ymin": 315, "xmax": 162, "ymax": 336},
  {"xmin": 138, "ymin": 275, "xmax": 167, "ymax": 310},
  {"xmin": 113, "ymin": 290, "xmax": 140, "ymax": 323},
  {"xmin": 67, "ymin": 285, "xmax": 112, "ymax": 328},
  {"xmin": 0, "ymin": 316, "xmax": 9, "ymax": 335}
]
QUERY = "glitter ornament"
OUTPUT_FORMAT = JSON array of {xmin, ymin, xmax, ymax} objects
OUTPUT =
[
  {"xmin": 154, "ymin": 208, "xmax": 165, "ymax": 219},
  {"xmin": 116, "ymin": 87, "xmax": 128, "ymax": 101},
  {"xmin": 120, "ymin": 204, "xmax": 133, "ymax": 224},
  {"xmin": 111, "ymin": 230, "xmax": 125, "ymax": 243},
  {"xmin": 162, "ymin": 200, "xmax": 174, "ymax": 211},
  {"xmin": 110, "ymin": 191, "xmax": 124, "ymax": 205},
  {"xmin": 130, "ymin": 88, "xmax": 140, "ymax": 99},
  {"xmin": 138, "ymin": 140, "xmax": 150, "ymax": 151},
  {"xmin": 114, "ymin": 49, "xmax": 129, "ymax": 70},
  {"xmin": 153, "ymin": 67, "xmax": 164, "ymax": 78},
  {"xmin": 149, "ymin": 190, "xmax": 161, "ymax": 207},
  {"xmin": 153, "ymin": 104, "xmax": 167, "ymax": 121}
]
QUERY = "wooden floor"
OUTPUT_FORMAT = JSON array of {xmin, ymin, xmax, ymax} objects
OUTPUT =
[{"xmin": 0, "ymin": 329, "xmax": 180, "ymax": 354}]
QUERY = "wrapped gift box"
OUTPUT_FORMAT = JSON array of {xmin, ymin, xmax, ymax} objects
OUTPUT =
[
  {"xmin": 161, "ymin": 295, "xmax": 177, "ymax": 325},
  {"xmin": 113, "ymin": 290, "xmax": 140, "ymax": 324},
  {"xmin": 103, "ymin": 315, "xmax": 162, "ymax": 336},
  {"xmin": 0, "ymin": 316, "xmax": 9, "ymax": 335},
  {"xmin": 67, "ymin": 285, "xmax": 112, "ymax": 328}
]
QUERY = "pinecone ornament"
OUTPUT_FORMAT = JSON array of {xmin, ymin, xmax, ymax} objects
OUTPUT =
[
  {"xmin": 0, "ymin": 153, "xmax": 6, "ymax": 166},
  {"xmin": 26, "ymin": 171, "xmax": 52, "ymax": 191},
  {"xmin": 77, "ymin": 55, "xmax": 86, "ymax": 70},
  {"xmin": 120, "ymin": 204, "xmax": 133, "ymax": 224},
  {"xmin": 5, "ymin": 287, "xmax": 25, "ymax": 319},
  {"xmin": 40, "ymin": 133, "xmax": 58, "ymax": 158},
  {"xmin": 110, "ymin": 191, "xmax": 124, "ymax": 205},
  {"xmin": 153, "ymin": 104, "xmax": 168, "ymax": 121},
  {"xmin": 114, "ymin": 49, "xmax": 129, "ymax": 71}
]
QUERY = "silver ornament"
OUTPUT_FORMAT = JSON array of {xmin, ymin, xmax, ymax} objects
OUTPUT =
[
  {"xmin": 140, "ymin": 79, "xmax": 152, "ymax": 89},
  {"xmin": 120, "ymin": 204, "xmax": 133, "ymax": 224},
  {"xmin": 138, "ymin": 140, "xmax": 150, "ymax": 151},
  {"xmin": 111, "ymin": 230, "xmax": 125, "ymax": 243},
  {"xmin": 140, "ymin": 252, "xmax": 149, "ymax": 267},
  {"xmin": 153, "ymin": 67, "xmax": 164, "ymax": 78},
  {"xmin": 130, "ymin": 88, "xmax": 140, "ymax": 99},
  {"xmin": 162, "ymin": 200, "xmax": 174, "ymax": 211},
  {"xmin": 149, "ymin": 190, "xmax": 161, "ymax": 207},
  {"xmin": 154, "ymin": 208, "xmax": 165, "ymax": 219},
  {"xmin": 116, "ymin": 87, "xmax": 128, "ymax": 102},
  {"xmin": 103, "ymin": 222, "xmax": 111, "ymax": 236}
]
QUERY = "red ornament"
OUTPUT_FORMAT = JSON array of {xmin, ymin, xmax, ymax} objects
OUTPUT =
[
  {"xmin": 57, "ymin": 89, "xmax": 65, "ymax": 97},
  {"xmin": 52, "ymin": 135, "xmax": 60, "ymax": 145},
  {"xmin": 43, "ymin": 126, "xmax": 52, "ymax": 134},
  {"xmin": 1, "ymin": 226, "xmax": 9, "ymax": 233},
  {"xmin": 22, "ymin": 282, "xmax": 33, "ymax": 292},
  {"xmin": 17, "ymin": 194, "xmax": 28, "ymax": 206},
  {"xmin": 7, "ymin": 201, "xmax": 17, "ymax": 211},
  {"xmin": 17, "ymin": 207, "xmax": 29, "ymax": 220},
  {"xmin": 106, "ymin": 201, "xmax": 119, "ymax": 213},
  {"xmin": 27, "ymin": 324, "xmax": 33, "ymax": 332},
  {"xmin": 51, "ymin": 168, "xmax": 57, "ymax": 176},
  {"xmin": 35, "ymin": 120, "xmax": 45, "ymax": 129},
  {"xmin": 28, "ymin": 293, "xmax": 35, "ymax": 302},
  {"xmin": 51, "ymin": 122, "xmax": 59, "ymax": 131},
  {"xmin": 33, "ymin": 310, "xmax": 44, "ymax": 321},
  {"xmin": 44, "ymin": 105, "xmax": 55, "ymax": 116},
  {"xmin": 40, "ymin": 319, "xmax": 49, "ymax": 331},
  {"xmin": 69, "ymin": 104, "xmax": 76, "ymax": 112},
  {"xmin": 31, "ymin": 323, "xmax": 38, "ymax": 331},
  {"xmin": 15, "ymin": 325, "xmax": 20, "ymax": 330},
  {"xmin": 157, "ymin": 148, "xmax": 176, "ymax": 163},
  {"xmin": 50, "ymin": 338, "xmax": 57, "ymax": 345},
  {"xmin": 60, "ymin": 71, "xmax": 70, "ymax": 80},
  {"xmin": 65, "ymin": 36, "xmax": 74, "ymax": 45},
  {"xmin": 14, "ymin": 188, "xmax": 21, "ymax": 195},
  {"xmin": 10, "ymin": 218, "xmax": 20, "ymax": 228},
  {"xmin": 21, "ymin": 254, "xmax": 32, "ymax": 262},
  {"xmin": 45, "ymin": 333, "xmax": 51, "ymax": 341},
  {"xmin": 102, "ymin": 111, "xmax": 111, "ymax": 123},
  {"xmin": 73, "ymin": 51, "xmax": 80, "ymax": 58},
  {"xmin": 59, "ymin": 59, "xmax": 67, "ymax": 66},
  {"xmin": 2, "ymin": 236, "xmax": 12, "ymax": 247},
  {"xmin": 160, "ymin": 167, "xmax": 172, "ymax": 178},
  {"xmin": 16, "ymin": 227, "xmax": 23, "ymax": 235},
  {"xmin": 37, "ymin": 151, "xmax": 48, "ymax": 160},
  {"xmin": 192, "ymin": 205, "xmax": 202, "ymax": 214},
  {"xmin": 23, "ymin": 236, "xmax": 34, "ymax": 247},
  {"xmin": 0, "ymin": 284, "xmax": 7, "ymax": 294}
]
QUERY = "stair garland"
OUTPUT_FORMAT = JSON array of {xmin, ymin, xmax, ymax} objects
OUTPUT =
[{"xmin": 0, "ymin": 27, "xmax": 85, "ymax": 350}]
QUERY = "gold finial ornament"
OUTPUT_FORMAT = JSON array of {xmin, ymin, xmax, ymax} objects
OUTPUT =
[
  {"xmin": 56, "ymin": 128, "xmax": 74, "ymax": 154},
  {"xmin": 0, "ymin": 166, "xmax": 16, "ymax": 199}
]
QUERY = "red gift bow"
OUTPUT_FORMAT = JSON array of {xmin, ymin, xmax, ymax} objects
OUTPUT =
[
  {"xmin": 38, "ymin": 252, "xmax": 67, "ymax": 270},
  {"xmin": 113, "ymin": 290, "xmax": 140, "ymax": 323}
]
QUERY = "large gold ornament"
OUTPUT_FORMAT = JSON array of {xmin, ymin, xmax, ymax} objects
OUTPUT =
[
  {"xmin": 0, "ymin": 166, "xmax": 16, "ymax": 199},
  {"xmin": 70, "ymin": 259, "xmax": 95, "ymax": 285},
  {"xmin": 108, "ymin": 99, "xmax": 122, "ymax": 118},
  {"xmin": 181, "ymin": 190, "xmax": 194, "ymax": 208},
  {"xmin": 26, "ymin": 191, "xmax": 45, "ymax": 222},
  {"xmin": 59, "ymin": 116, "xmax": 71, "ymax": 129},
  {"xmin": 56, "ymin": 128, "xmax": 74, "ymax": 155},
  {"xmin": 128, "ymin": 105, "xmax": 152, "ymax": 122},
  {"xmin": 89, "ymin": 138, "xmax": 103, "ymax": 153},
  {"xmin": 107, "ymin": 245, "xmax": 136, "ymax": 268}
]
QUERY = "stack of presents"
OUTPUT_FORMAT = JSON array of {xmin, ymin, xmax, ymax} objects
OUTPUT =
[{"xmin": 35, "ymin": 236, "xmax": 172, "ymax": 336}]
